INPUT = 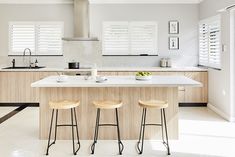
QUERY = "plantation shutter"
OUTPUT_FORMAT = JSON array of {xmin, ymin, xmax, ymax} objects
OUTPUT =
[
  {"xmin": 199, "ymin": 15, "xmax": 221, "ymax": 69},
  {"xmin": 9, "ymin": 23, "xmax": 35, "ymax": 55},
  {"xmin": 9, "ymin": 22, "xmax": 63, "ymax": 56},
  {"xmin": 199, "ymin": 23, "xmax": 209, "ymax": 66},
  {"xmin": 130, "ymin": 22, "xmax": 157, "ymax": 55},
  {"xmin": 102, "ymin": 21, "xmax": 158, "ymax": 55},
  {"xmin": 102, "ymin": 22, "xmax": 129, "ymax": 55},
  {"xmin": 208, "ymin": 20, "xmax": 221, "ymax": 68},
  {"xmin": 37, "ymin": 23, "xmax": 63, "ymax": 55}
]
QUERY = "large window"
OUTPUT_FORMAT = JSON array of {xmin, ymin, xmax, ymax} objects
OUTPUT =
[
  {"xmin": 199, "ymin": 15, "xmax": 221, "ymax": 69},
  {"xmin": 102, "ymin": 21, "xmax": 158, "ymax": 56},
  {"xmin": 9, "ymin": 22, "xmax": 64, "ymax": 56}
]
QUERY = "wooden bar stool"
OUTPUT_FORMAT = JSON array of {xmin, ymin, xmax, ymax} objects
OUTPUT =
[
  {"xmin": 90, "ymin": 100, "xmax": 124, "ymax": 155},
  {"xmin": 46, "ymin": 100, "xmax": 81, "ymax": 155},
  {"xmin": 137, "ymin": 100, "xmax": 170, "ymax": 155}
]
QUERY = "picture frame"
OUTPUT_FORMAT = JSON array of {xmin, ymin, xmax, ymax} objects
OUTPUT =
[
  {"xmin": 169, "ymin": 37, "xmax": 179, "ymax": 50},
  {"xmin": 169, "ymin": 21, "xmax": 179, "ymax": 34}
]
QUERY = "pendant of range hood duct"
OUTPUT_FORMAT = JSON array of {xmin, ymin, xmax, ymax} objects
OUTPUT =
[{"xmin": 62, "ymin": 0, "xmax": 98, "ymax": 41}]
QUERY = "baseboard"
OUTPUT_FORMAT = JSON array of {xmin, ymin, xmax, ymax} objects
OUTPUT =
[
  {"xmin": 231, "ymin": 117, "xmax": 235, "ymax": 122},
  {"xmin": 207, "ymin": 103, "xmax": 233, "ymax": 122},
  {"xmin": 0, "ymin": 103, "xmax": 39, "ymax": 107}
]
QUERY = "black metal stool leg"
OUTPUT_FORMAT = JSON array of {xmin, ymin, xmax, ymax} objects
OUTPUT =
[
  {"xmin": 163, "ymin": 109, "xmax": 170, "ymax": 155},
  {"xmin": 73, "ymin": 108, "xmax": 81, "ymax": 155},
  {"xmin": 71, "ymin": 109, "xmax": 76, "ymax": 155},
  {"xmin": 160, "ymin": 109, "xmax": 165, "ymax": 143},
  {"xmin": 46, "ymin": 109, "xmax": 55, "ymax": 155},
  {"xmin": 73, "ymin": 109, "xmax": 81, "ymax": 144},
  {"xmin": 115, "ymin": 108, "xmax": 124, "ymax": 155},
  {"xmin": 137, "ymin": 108, "xmax": 147, "ymax": 154},
  {"xmin": 52, "ymin": 109, "xmax": 58, "ymax": 144},
  {"xmin": 91, "ymin": 109, "xmax": 100, "ymax": 154},
  {"xmin": 137, "ymin": 108, "xmax": 145, "ymax": 154}
]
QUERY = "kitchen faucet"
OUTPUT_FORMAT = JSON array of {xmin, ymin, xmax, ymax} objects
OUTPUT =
[{"xmin": 23, "ymin": 48, "xmax": 33, "ymax": 68}]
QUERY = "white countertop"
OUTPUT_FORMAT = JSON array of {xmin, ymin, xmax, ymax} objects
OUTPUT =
[
  {"xmin": 0, "ymin": 66, "xmax": 208, "ymax": 72},
  {"xmin": 31, "ymin": 76, "xmax": 202, "ymax": 88}
]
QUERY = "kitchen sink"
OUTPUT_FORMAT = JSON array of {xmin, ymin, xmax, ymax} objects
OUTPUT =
[{"xmin": 2, "ymin": 66, "xmax": 46, "ymax": 69}]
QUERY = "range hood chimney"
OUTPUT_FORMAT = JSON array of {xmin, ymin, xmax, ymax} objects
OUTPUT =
[{"xmin": 62, "ymin": 0, "xmax": 98, "ymax": 41}]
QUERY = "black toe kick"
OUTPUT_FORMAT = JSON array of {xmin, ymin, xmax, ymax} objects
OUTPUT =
[{"xmin": 179, "ymin": 103, "xmax": 207, "ymax": 107}]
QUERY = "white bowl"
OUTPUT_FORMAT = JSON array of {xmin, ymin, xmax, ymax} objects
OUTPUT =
[
  {"xmin": 135, "ymin": 75, "xmax": 152, "ymax": 81},
  {"xmin": 96, "ymin": 76, "xmax": 107, "ymax": 82},
  {"xmin": 56, "ymin": 75, "xmax": 68, "ymax": 82}
]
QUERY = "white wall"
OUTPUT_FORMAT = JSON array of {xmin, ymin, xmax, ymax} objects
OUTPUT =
[
  {"xmin": 0, "ymin": 4, "xmax": 74, "ymax": 68},
  {"xmin": 200, "ymin": 0, "xmax": 235, "ymax": 121},
  {"xmin": 89, "ymin": 4, "xmax": 199, "ymax": 67},
  {"xmin": 0, "ymin": 3, "xmax": 199, "ymax": 67}
]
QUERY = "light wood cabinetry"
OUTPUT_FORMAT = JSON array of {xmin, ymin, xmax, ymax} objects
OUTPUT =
[
  {"xmin": 184, "ymin": 72, "xmax": 208, "ymax": 103},
  {"xmin": 0, "ymin": 70, "xmax": 208, "ymax": 104},
  {"xmin": 98, "ymin": 71, "xmax": 208, "ymax": 103},
  {"xmin": 0, "ymin": 72, "xmax": 57, "ymax": 103}
]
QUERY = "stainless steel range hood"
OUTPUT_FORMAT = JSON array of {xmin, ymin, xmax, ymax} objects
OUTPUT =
[{"xmin": 62, "ymin": 0, "xmax": 98, "ymax": 41}]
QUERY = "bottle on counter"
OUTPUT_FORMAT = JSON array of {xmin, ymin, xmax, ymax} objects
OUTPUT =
[
  {"xmin": 91, "ymin": 63, "xmax": 97, "ymax": 79},
  {"xmin": 35, "ymin": 59, "xmax": 38, "ymax": 67}
]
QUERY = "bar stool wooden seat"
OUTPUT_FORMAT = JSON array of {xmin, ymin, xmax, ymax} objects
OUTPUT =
[
  {"xmin": 91, "ymin": 100, "xmax": 124, "ymax": 155},
  {"xmin": 137, "ymin": 100, "xmax": 170, "ymax": 155},
  {"xmin": 46, "ymin": 100, "xmax": 81, "ymax": 155}
]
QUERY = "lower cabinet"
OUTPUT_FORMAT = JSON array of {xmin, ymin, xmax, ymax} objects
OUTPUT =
[{"xmin": 0, "ymin": 72, "xmax": 57, "ymax": 103}]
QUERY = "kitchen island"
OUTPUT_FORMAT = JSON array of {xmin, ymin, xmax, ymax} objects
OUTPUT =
[{"xmin": 32, "ymin": 75, "xmax": 201, "ymax": 140}]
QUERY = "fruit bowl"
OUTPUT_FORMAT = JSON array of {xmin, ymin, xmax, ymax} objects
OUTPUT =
[
  {"xmin": 135, "ymin": 75, "xmax": 152, "ymax": 81},
  {"xmin": 135, "ymin": 72, "xmax": 152, "ymax": 81}
]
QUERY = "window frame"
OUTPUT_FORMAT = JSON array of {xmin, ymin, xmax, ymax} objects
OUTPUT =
[
  {"xmin": 102, "ymin": 21, "xmax": 158, "ymax": 56},
  {"xmin": 8, "ymin": 21, "xmax": 64, "ymax": 56}
]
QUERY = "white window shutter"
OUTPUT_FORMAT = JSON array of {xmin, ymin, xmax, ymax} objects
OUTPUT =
[
  {"xmin": 37, "ymin": 23, "xmax": 63, "ymax": 55},
  {"xmin": 9, "ymin": 23, "xmax": 35, "ymax": 55},
  {"xmin": 199, "ymin": 15, "xmax": 221, "ymax": 69},
  {"xmin": 199, "ymin": 23, "xmax": 209, "ymax": 66},
  {"xmin": 130, "ymin": 22, "xmax": 157, "ymax": 55},
  {"xmin": 208, "ymin": 21, "xmax": 221, "ymax": 68},
  {"xmin": 102, "ymin": 22, "xmax": 129, "ymax": 55}
]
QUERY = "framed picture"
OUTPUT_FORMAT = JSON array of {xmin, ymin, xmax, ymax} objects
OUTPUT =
[
  {"xmin": 169, "ymin": 37, "xmax": 179, "ymax": 50},
  {"xmin": 169, "ymin": 21, "xmax": 179, "ymax": 34}
]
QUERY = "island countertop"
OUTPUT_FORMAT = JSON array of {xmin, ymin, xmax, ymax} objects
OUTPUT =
[
  {"xmin": 31, "ymin": 75, "xmax": 202, "ymax": 88},
  {"xmin": 0, "ymin": 66, "xmax": 208, "ymax": 72}
]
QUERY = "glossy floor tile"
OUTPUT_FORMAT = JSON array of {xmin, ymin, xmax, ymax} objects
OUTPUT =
[{"xmin": 0, "ymin": 107, "xmax": 235, "ymax": 157}]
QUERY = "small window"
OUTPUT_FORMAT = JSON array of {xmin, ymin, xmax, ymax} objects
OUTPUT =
[
  {"xmin": 199, "ymin": 15, "xmax": 221, "ymax": 69},
  {"xmin": 9, "ymin": 22, "xmax": 64, "ymax": 56},
  {"xmin": 102, "ymin": 21, "xmax": 158, "ymax": 56}
]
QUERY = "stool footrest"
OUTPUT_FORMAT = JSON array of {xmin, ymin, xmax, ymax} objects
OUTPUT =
[
  {"xmin": 56, "ymin": 124, "xmax": 77, "ymax": 127},
  {"xmin": 143, "ymin": 123, "xmax": 162, "ymax": 126},
  {"xmin": 98, "ymin": 124, "xmax": 118, "ymax": 127}
]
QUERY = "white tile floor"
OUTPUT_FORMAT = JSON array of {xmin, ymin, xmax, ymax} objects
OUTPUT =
[{"xmin": 0, "ymin": 107, "xmax": 235, "ymax": 157}]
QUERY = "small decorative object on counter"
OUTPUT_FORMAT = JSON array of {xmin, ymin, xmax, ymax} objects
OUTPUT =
[
  {"xmin": 166, "ymin": 58, "xmax": 172, "ymax": 67},
  {"xmin": 35, "ymin": 59, "xmax": 38, "ymax": 67},
  {"xmin": 12, "ymin": 59, "xmax": 15, "ymax": 68},
  {"xmin": 135, "ymin": 72, "xmax": 152, "ymax": 81},
  {"xmin": 96, "ymin": 76, "xmax": 107, "ymax": 83},
  {"xmin": 160, "ymin": 58, "xmax": 167, "ymax": 67}
]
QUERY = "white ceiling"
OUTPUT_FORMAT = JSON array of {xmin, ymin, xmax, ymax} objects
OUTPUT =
[{"xmin": 0, "ymin": 0, "xmax": 204, "ymax": 4}]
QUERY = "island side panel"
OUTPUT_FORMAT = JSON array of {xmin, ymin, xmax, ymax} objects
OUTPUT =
[{"xmin": 39, "ymin": 87, "xmax": 178, "ymax": 140}]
